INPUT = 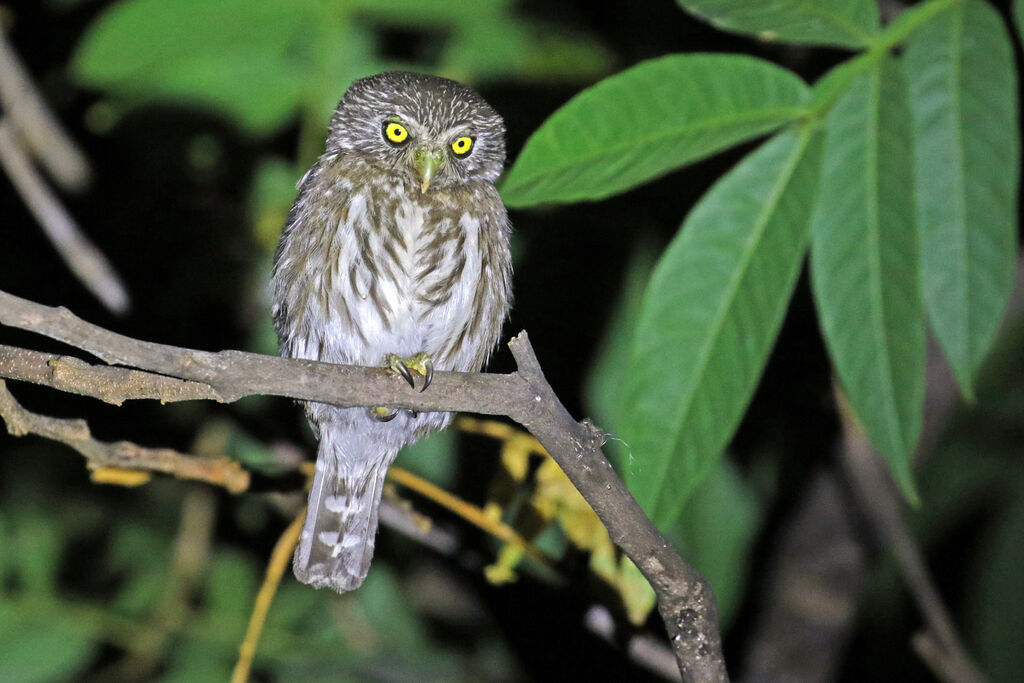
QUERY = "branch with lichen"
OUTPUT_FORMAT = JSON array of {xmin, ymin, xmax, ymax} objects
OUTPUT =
[
  {"xmin": 0, "ymin": 288, "xmax": 728, "ymax": 683},
  {"xmin": 0, "ymin": 379, "xmax": 249, "ymax": 492}
]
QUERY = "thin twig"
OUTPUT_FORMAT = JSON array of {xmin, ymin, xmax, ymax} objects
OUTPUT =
[
  {"xmin": 0, "ymin": 122, "xmax": 129, "ymax": 313},
  {"xmin": 232, "ymin": 507, "xmax": 305, "ymax": 683},
  {"xmin": 387, "ymin": 465, "xmax": 549, "ymax": 564},
  {"xmin": 0, "ymin": 289, "xmax": 728, "ymax": 682},
  {"xmin": 0, "ymin": 379, "xmax": 249, "ymax": 492},
  {"xmin": 836, "ymin": 389, "xmax": 987, "ymax": 683},
  {"xmin": 738, "ymin": 471, "xmax": 866, "ymax": 683},
  {"xmin": 0, "ymin": 28, "xmax": 91, "ymax": 190},
  {"xmin": 741, "ymin": 257, "xmax": 1024, "ymax": 682},
  {"xmin": 585, "ymin": 605, "xmax": 683, "ymax": 682}
]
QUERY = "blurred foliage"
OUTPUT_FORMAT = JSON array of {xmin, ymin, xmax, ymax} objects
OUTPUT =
[
  {"xmin": 677, "ymin": 0, "xmax": 880, "ymax": 48},
  {"xmin": 0, "ymin": 464, "xmax": 518, "ymax": 681},
  {"xmin": 470, "ymin": 419, "xmax": 657, "ymax": 626},
  {"xmin": 71, "ymin": 0, "xmax": 613, "ymax": 136}
]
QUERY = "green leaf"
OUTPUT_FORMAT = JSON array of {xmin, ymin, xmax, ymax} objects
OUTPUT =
[
  {"xmin": 904, "ymin": 0, "xmax": 1020, "ymax": 401},
  {"xmin": 395, "ymin": 428, "xmax": 458, "ymax": 489},
  {"xmin": 584, "ymin": 246, "xmax": 763, "ymax": 622},
  {"xmin": 678, "ymin": 0, "xmax": 879, "ymax": 48},
  {"xmin": 72, "ymin": 0, "xmax": 316, "ymax": 133},
  {"xmin": 583, "ymin": 244, "xmax": 658, "ymax": 470},
  {"xmin": 967, "ymin": 494, "xmax": 1024, "ymax": 683},
  {"xmin": 0, "ymin": 615, "xmax": 95, "ymax": 683},
  {"xmin": 810, "ymin": 57, "xmax": 924, "ymax": 501},
  {"xmin": 808, "ymin": 51, "xmax": 880, "ymax": 115},
  {"xmin": 207, "ymin": 550, "xmax": 259, "ymax": 621},
  {"xmin": 668, "ymin": 458, "xmax": 760, "ymax": 627},
  {"xmin": 1016, "ymin": 0, "xmax": 1024, "ymax": 43},
  {"xmin": 624, "ymin": 125, "xmax": 824, "ymax": 526},
  {"xmin": 502, "ymin": 54, "xmax": 810, "ymax": 207}
]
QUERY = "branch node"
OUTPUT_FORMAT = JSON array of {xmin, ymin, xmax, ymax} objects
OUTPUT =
[{"xmin": 0, "ymin": 295, "xmax": 730, "ymax": 680}]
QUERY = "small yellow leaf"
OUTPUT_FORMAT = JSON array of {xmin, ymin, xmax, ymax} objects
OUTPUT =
[
  {"xmin": 618, "ymin": 557, "xmax": 657, "ymax": 626},
  {"xmin": 90, "ymin": 467, "xmax": 152, "ymax": 487},
  {"xmin": 484, "ymin": 544, "xmax": 524, "ymax": 585},
  {"xmin": 500, "ymin": 441, "xmax": 532, "ymax": 482}
]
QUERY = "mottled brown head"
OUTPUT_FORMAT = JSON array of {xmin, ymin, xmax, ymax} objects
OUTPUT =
[{"xmin": 326, "ymin": 71, "xmax": 506, "ymax": 192}]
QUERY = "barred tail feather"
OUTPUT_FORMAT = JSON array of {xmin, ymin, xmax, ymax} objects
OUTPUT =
[{"xmin": 293, "ymin": 431, "xmax": 394, "ymax": 592}]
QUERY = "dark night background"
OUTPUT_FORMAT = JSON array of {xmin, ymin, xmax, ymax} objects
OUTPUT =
[{"xmin": 1, "ymin": 1, "xmax": 1022, "ymax": 681}]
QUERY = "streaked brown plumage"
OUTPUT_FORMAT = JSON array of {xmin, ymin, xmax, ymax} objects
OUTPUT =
[{"xmin": 271, "ymin": 72, "xmax": 512, "ymax": 592}]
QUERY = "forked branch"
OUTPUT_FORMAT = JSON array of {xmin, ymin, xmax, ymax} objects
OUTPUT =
[{"xmin": 0, "ymin": 288, "xmax": 728, "ymax": 682}]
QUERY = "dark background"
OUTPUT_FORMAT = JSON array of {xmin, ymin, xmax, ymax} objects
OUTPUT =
[{"xmin": 1, "ymin": 1, "xmax": 1022, "ymax": 681}]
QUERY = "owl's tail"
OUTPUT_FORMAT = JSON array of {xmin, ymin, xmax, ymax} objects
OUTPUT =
[{"xmin": 292, "ymin": 429, "xmax": 395, "ymax": 593}]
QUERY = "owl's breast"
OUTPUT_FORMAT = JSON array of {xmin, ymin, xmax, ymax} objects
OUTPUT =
[
  {"xmin": 328, "ymin": 188, "xmax": 486, "ymax": 368},
  {"xmin": 273, "ymin": 155, "xmax": 509, "ymax": 378}
]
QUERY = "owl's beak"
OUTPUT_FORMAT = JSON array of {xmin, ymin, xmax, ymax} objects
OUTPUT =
[{"xmin": 413, "ymin": 146, "xmax": 445, "ymax": 193}]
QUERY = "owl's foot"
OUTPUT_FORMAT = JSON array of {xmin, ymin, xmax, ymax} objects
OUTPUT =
[
  {"xmin": 370, "ymin": 405, "xmax": 398, "ymax": 422},
  {"xmin": 384, "ymin": 352, "xmax": 435, "ymax": 392}
]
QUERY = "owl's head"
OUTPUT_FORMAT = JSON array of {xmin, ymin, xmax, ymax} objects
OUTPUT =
[{"xmin": 326, "ymin": 71, "xmax": 506, "ymax": 192}]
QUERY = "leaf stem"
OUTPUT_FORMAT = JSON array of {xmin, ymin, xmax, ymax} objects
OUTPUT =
[
  {"xmin": 870, "ymin": 0, "xmax": 964, "ymax": 53},
  {"xmin": 805, "ymin": 0, "xmax": 964, "ymax": 121}
]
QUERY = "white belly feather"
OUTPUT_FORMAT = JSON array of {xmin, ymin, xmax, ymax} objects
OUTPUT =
[{"xmin": 320, "ymin": 192, "xmax": 482, "ymax": 371}]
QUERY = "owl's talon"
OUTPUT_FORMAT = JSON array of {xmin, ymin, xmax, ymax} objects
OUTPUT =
[
  {"xmin": 420, "ymin": 358, "xmax": 434, "ymax": 392},
  {"xmin": 396, "ymin": 361, "xmax": 415, "ymax": 388},
  {"xmin": 385, "ymin": 354, "xmax": 416, "ymax": 388},
  {"xmin": 384, "ymin": 352, "xmax": 434, "ymax": 390},
  {"xmin": 371, "ymin": 406, "xmax": 398, "ymax": 422}
]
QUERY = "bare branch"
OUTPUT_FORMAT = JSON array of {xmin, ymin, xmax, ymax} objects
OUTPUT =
[
  {"xmin": 505, "ymin": 333, "xmax": 727, "ymax": 681},
  {"xmin": 0, "ymin": 379, "xmax": 249, "ymax": 492},
  {"xmin": 0, "ymin": 289, "xmax": 728, "ymax": 682},
  {"xmin": 0, "ymin": 122, "xmax": 129, "ymax": 313},
  {"xmin": 0, "ymin": 344, "xmax": 220, "ymax": 404},
  {"xmin": 0, "ymin": 28, "xmax": 91, "ymax": 190},
  {"xmin": 837, "ymin": 390, "xmax": 987, "ymax": 683}
]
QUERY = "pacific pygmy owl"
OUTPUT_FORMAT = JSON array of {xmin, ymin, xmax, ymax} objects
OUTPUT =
[{"xmin": 271, "ymin": 72, "xmax": 513, "ymax": 592}]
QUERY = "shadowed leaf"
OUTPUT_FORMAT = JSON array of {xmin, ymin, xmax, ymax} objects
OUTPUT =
[
  {"xmin": 810, "ymin": 57, "xmax": 924, "ymax": 501},
  {"xmin": 904, "ymin": 0, "xmax": 1019, "ymax": 400},
  {"xmin": 502, "ymin": 54, "xmax": 810, "ymax": 207},
  {"xmin": 678, "ymin": 0, "xmax": 878, "ymax": 48},
  {"xmin": 624, "ymin": 124, "xmax": 823, "ymax": 525}
]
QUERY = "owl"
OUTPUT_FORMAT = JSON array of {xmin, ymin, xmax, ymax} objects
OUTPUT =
[{"xmin": 271, "ymin": 72, "xmax": 513, "ymax": 592}]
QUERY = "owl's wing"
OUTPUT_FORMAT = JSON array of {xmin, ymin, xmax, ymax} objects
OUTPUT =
[{"xmin": 269, "ymin": 158, "xmax": 354, "ymax": 362}]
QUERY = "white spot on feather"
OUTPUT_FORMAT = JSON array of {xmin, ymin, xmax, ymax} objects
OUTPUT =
[{"xmin": 318, "ymin": 531, "xmax": 340, "ymax": 545}]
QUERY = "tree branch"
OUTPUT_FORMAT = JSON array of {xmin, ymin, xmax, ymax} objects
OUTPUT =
[
  {"xmin": 0, "ymin": 379, "xmax": 249, "ymax": 492},
  {"xmin": 0, "ymin": 27, "xmax": 91, "ymax": 190},
  {"xmin": 0, "ymin": 288, "xmax": 728, "ymax": 682},
  {"xmin": 0, "ymin": 119, "xmax": 129, "ymax": 313}
]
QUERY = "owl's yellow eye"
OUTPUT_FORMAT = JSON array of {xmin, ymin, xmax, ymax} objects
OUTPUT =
[
  {"xmin": 451, "ymin": 136, "xmax": 474, "ymax": 156},
  {"xmin": 383, "ymin": 122, "xmax": 409, "ymax": 145}
]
